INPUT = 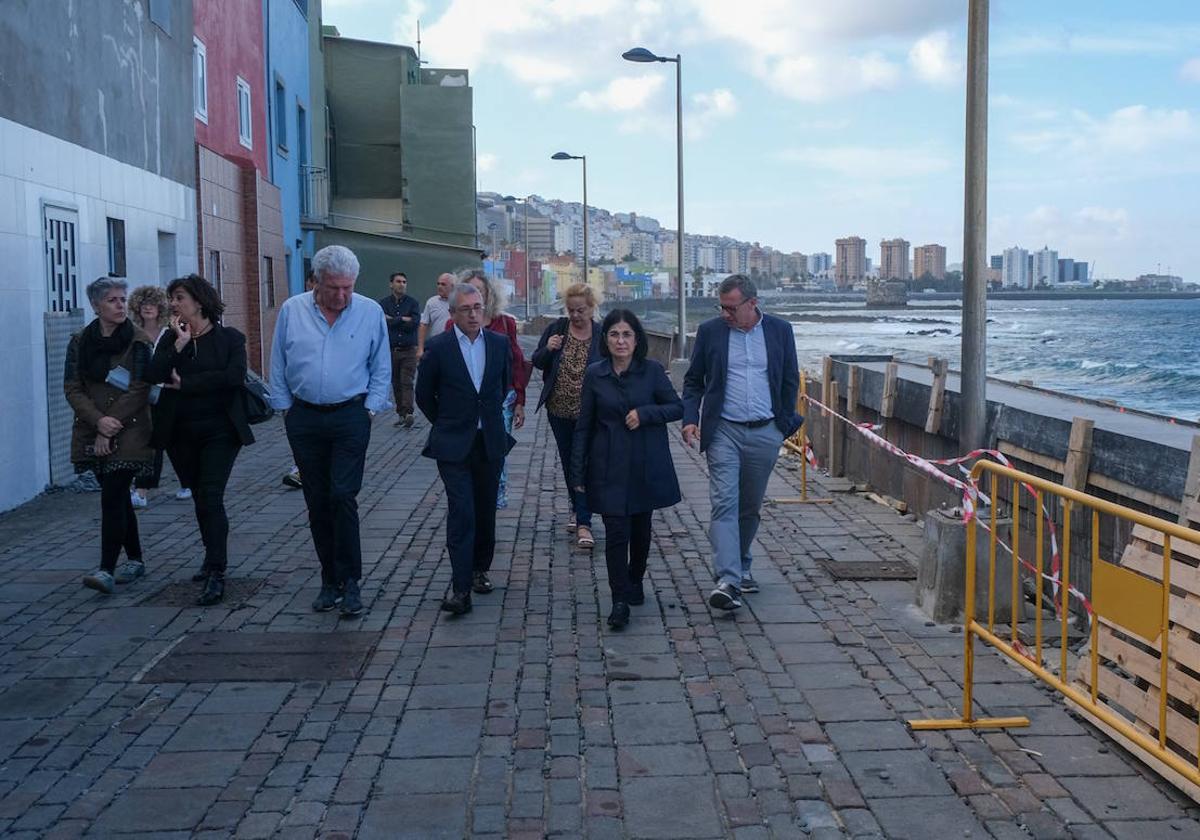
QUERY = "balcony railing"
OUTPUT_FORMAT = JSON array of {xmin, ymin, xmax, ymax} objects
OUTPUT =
[{"xmin": 300, "ymin": 165, "xmax": 329, "ymax": 225}]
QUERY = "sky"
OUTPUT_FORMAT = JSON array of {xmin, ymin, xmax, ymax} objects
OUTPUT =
[{"xmin": 321, "ymin": 0, "xmax": 1200, "ymax": 280}]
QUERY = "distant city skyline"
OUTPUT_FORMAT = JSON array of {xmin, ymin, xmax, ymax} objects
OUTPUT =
[{"xmin": 324, "ymin": 0, "xmax": 1199, "ymax": 280}]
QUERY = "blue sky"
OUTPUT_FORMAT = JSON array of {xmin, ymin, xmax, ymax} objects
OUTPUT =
[{"xmin": 323, "ymin": 0, "xmax": 1200, "ymax": 279}]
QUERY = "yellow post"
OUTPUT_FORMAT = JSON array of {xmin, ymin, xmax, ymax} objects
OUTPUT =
[
  {"xmin": 988, "ymin": 471, "xmax": 997, "ymax": 633},
  {"xmin": 1035, "ymin": 490, "xmax": 1044, "ymax": 665},
  {"xmin": 799, "ymin": 370, "xmax": 808, "ymax": 501},
  {"xmin": 1161, "ymin": 535, "xmax": 1171, "ymax": 749},
  {"xmin": 963, "ymin": 499, "xmax": 977, "ymax": 722},
  {"xmin": 1090, "ymin": 510, "xmax": 1100, "ymax": 705},
  {"xmin": 1012, "ymin": 479, "xmax": 1020, "ymax": 644},
  {"xmin": 1061, "ymin": 502, "xmax": 1072, "ymax": 681}
]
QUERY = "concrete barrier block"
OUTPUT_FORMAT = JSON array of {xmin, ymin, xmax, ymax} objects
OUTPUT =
[{"xmin": 917, "ymin": 508, "xmax": 1022, "ymax": 625}]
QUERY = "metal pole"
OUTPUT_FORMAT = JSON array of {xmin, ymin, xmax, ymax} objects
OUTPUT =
[
  {"xmin": 675, "ymin": 55, "xmax": 686, "ymax": 359},
  {"xmin": 960, "ymin": 0, "xmax": 989, "ymax": 453},
  {"xmin": 581, "ymin": 156, "xmax": 589, "ymax": 287},
  {"xmin": 523, "ymin": 200, "xmax": 530, "ymax": 319}
]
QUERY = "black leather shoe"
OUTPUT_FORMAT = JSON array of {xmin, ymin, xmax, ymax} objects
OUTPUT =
[
  {"xmin": 440, "ymin": 591, "xmax": 472, "ymax": 615},
  {"xmin": 191, "ymin": 566, "xmax": 210, "ymax": 583},
  {"xmin": 196, "ymin": 573, "xmax": 225, "ymax": 606},
  {"xmin": 312, "ymin": 584, "xmax": 343, "ymax": 612},
  {"xmin": 607, "ymin": 601, "xmax": 630, "ymax": 629},
  {"xmin": 340, "ymin": 580, "xmax": 364, "ymax": 617},
  {"xmin": 627, "ymin": 581, "xmax": 645, "ymax": 606},
  {"xmin": 471, "ymin": 571, "xmax": 494, "ymax": 594}
]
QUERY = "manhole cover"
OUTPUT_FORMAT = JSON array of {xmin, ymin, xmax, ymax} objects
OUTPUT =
[
  {"xmin": 139, "ymin": 632, "xmax": 380, "ymax": 683},
  {"xmin": 818, "ymin": 559, "xmax": 916, "ymax": 581},
  {"xmin": 139, "ymin": 577, "xmax": 266, "ymax": 608}
]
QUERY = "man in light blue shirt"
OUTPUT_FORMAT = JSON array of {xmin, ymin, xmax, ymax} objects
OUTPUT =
[{"xmin": 269, "ymin": 244, "xmax": 391, "ymax": 618}]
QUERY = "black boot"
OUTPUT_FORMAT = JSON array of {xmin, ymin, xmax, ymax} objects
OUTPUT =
[
  {"xmin": 607, "ymin": 601, "xmax": 630, "ymax": 629},
  {"xmin": 197, "ymin": 572, "xmax": 225, "ymax": 606},
  {"xmin": 191, "ymin": 565, "xmax": 210, "ymax": 582}
]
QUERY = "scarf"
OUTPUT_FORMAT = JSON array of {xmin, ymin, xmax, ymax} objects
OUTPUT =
[{"xmin": 78, "ymin": 318, "xmax": 134, "ymax": 383}]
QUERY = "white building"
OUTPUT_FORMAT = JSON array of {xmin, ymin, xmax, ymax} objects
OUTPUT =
[
  {"xmin": 1002, "ymin": 246, "xmax": 1030, "ymax": 288},
  {"xmin": 807, "ymin": 252, "xmax": 832, "ymax": 275},
  {"xmin": 1032, "ymin": 246, "xmax": 1059, "ymax": 286}
]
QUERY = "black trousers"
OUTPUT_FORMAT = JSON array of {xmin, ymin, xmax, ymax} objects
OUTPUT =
[
  {"xmin": 547, "ymin": 413, "xmax": 591, "ymax": 527},
  {"xmin": 285, "ymin": 401, "xmax": 370, "ymax": 585},
  {"xmin": 168, "ymin": 417, "xmax": 241, "ymax": 574},
  {"xmin": 98, "ymin": 468, "xmax": 142, "ymax": 572},
  {"xmin": 437, "ymin": 431, "xmax": 503, "ymax": 594},
  {"xmin": 602, "ymin": 511, "xmax": 652, "ymax": 602},
  {"xmin": 134, "ymin": 449, "xmax": 163, "ymax": 490}
]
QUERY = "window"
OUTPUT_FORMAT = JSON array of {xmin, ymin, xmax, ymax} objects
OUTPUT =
[
  {"xmin": 274, "ymin": 79, "xmax": 287, "ymax": 152},
  {"xmin": 263, "ymin": 256, "xmax": 275, "ymax": 308},
  {"xmin": 207, "ymin": 250, "xmax": 222, "ymax": 294},
  {"xmin": 106, "ymin": 218, "xmax": 126, "ymax": 277},
  {"xmin": 149, "ymin": 0, "xmax": 172, "ymax": 35},
  {"xmin": 193, "ymin": 38, "xmax": 207, "ymax": 122},
  {"xmin": 236, "ymin": 77, "xmax": 252, "ymax": 149}
]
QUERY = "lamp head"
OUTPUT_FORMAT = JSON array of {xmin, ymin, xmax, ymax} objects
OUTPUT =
[
  {"xmin": 551, "ymin": 152, "xmax": 574, "ymax": 160},
  {"xmin": 622, "ymin": 47, "xmax": 661, "ymax": 63}
]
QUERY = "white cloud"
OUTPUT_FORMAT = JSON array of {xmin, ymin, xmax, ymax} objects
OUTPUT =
[
  {"xmin": 687, "ymin": 88, "xmax": 738, "ymax": 139},
  {"xmin": 574, "ymin": 76, "xmax": 665, "ymax": 112},
  {"xmin": 995, "ymin": 25, "xmax": 1200, "ymax": 59},
  {"xmin": 778, "ymin": 144, "xmax": 955, "ymax": 180},
  {"xmin": 1182, "ymin": 58, "xmax": 1200, "ymax": 83},
  {"xmin": 1012, "ymin": 105, "xmax": 1197, "ymax": 159},
  {"xmin": 477, "ymin": 152, "xmax": 498, "ymax": 174},
  {"xmin": 909, "ymin": 31, "xmax": 960, "ymax": 85}
]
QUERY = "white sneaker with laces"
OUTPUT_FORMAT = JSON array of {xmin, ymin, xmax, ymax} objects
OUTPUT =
[
  {"xmin": 130, "ymin": 491, "xmax": 148, "ymax": 509},
  {"xmin": 175, "ymin": 488, "xmax": 192, "ymax": 500},
  {"xmin": 82, "ymin": 570, "xmax": 115, "ymax": 594}
]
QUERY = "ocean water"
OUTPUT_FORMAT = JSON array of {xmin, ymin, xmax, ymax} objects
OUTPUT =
[{"xmin": 774, "ymin": 298, "xmax": 1200, "ymax": 421}]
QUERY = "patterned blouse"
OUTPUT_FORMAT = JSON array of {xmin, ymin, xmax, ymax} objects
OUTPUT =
[{"xmin": 546, "ymin": 333, "xmax": 590, "ymax": 419}]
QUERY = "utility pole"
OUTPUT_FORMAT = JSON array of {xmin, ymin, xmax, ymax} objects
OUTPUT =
[{"xmin": 960, "ymin": 0, "xmax": 989, "ymax": 453}]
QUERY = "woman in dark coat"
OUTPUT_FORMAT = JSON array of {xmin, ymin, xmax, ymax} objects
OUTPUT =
[
  {"xmin": 66, "ymin": 277, "xmax": 156, "ymax": 595},
  {"xmin": 531, "ymin": 283, "xmax": 604, "ymax": 548},
  {"xmin": 147, "ymin": 274, "xmax": 253, "ymax": 606},
  {"xmin": 571, "ymin": 309, "xmax": 682, "ymax": 629}
]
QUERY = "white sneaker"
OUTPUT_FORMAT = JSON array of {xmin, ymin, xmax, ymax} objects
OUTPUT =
[
  {"xmin": 175, "ymin": 488, "xmax": 192, "ymax": 500},
  {"xmin": 82, "ymin": 570, "xmax": 115, "ymax": 594},
  {"xmin": 130, "ymin": 491, "xmax": 148, "ymax": 508}
]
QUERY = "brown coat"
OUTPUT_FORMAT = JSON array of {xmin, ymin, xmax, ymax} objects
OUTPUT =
[{"xmin": 64, "ymin": 324, "xmax": 155, "ymax": 467}]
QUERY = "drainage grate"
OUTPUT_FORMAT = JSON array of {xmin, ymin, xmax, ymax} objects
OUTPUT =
[
  {"xmin": 138, "ymin": 631, "xmax": 380, "ymax": 683},
  {"xmin": 818, "ymin": 559, "xmax": 916, "ymax": 581},
  {"xmin": 139, "ymin": 577, "xmax": 267, "ymax": 608}
]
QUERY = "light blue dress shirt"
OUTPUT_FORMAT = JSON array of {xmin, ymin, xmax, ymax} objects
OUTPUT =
[
  {"xmin": 455, "ymin": 324, "xmax": 486, "ymax": 427},
  {"xmin": 268, "ymin": 291, "xmax": 393, "ymax": 412},
  {"xmin": 721, "ymin": 313, "xmax": 774, "ymax": 423}
]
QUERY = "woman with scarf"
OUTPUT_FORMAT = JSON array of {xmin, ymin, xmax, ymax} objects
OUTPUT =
[{"xmin": 65, "ymin": 277, "xmax": 156, "ymax": 594}]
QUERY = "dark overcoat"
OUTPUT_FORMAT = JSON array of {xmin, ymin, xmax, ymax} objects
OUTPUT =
[
  {"xmin": 570, "ymin": 358, "xmax": 683, "ymax": 516},
  {"xmin": 64, "ymin": 324, "xmax": 155, "ymax": 466},
  {"xmin": 415, "ymin": 329, "xmax": 514, "ymax": 463}
]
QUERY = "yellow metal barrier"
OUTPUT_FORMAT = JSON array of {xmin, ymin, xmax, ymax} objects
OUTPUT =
[
  {"xmin": 908, "ymin": 460, "xmax": 1200, "ymax": 792},
  {"xmin": 778, "ymin": 370, "xmax": 833, "ymax": 504}
]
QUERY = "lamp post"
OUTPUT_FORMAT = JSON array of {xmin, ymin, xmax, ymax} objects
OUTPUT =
[
  {"xmin": 503, "ymin": 195, "xmax": 532, "ymax": 319},
  {"xmin": 960, "ymin": 0, "xmax": 989, "ymax": 452},
  {"xmin": 622, "ymin": 46, "xmax": 685, "ymax": 358},
  {"xmin": 551, "ymin": 152, "xmax": 588, "ymax": 290},
  {"xmin": 487, "ymin": 222, "xmax": 498, "ymax": 280}
]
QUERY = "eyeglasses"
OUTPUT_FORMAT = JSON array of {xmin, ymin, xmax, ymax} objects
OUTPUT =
[
  {"xmin": 607, "ymin": 330, "xmax": 636, "ymax": 341},
  {"xmin": 714, "ymin": 298, "xmax": 753, "ymax": 314},
  {"xmin": 456, "ymin": 304, "xmax": 484, "ymax": 314}
]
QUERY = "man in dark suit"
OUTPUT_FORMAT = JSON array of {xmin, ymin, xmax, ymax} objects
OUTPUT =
[
  {"xmin": 682, "ymin": 274, "xmax": 801, "ymax": 611},
  {"xmin": 416, "ymin": 283, "xmax": 514, "ymax": 615}
]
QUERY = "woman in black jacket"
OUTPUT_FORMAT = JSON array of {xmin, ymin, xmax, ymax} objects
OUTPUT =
[
  {"xmin": 571, "ymin": 310, "xmax": 683, "ymax": 629},
  {"xmin": 147, "ymin": 274, "xmax": 253, "ymax": 605}
]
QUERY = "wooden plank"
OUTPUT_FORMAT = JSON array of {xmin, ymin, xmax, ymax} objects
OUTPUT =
[
  {"xmin": 1094, "ymin": 625, "xmax": 1200, "ymax": 707},
  {"xmin": 880, "ymin": 361, "xmax": 898, "ymax": 418},
  {"xmin": 1063, "ymin": 417, "xmax": 1095, "ymax": 492},
  {"xmin": 845, "ymin": 365, "xmax": 861, "ymax": 423},
  {"xmin": 1120, "ymin": 540, "xmax": 1200, "ymax": 594},
  {"xmin": 925, "ymin": 357, "xmax": 948, "ymax": 435},
  {"xmin": 1180, "ymin": 435, "xmax": 1200, "ymax": 526},
  {"xmin": 1097, "ymin": 617, "xmax": 1200, "ymax": 668},
  {"xmin": 1131, "ymin": 526, "xmax": 1200, "ymax": 565},
  {"xmin": 1094, "ymin": 668, "xmax": 1200, "ymax": 761},
  {"xmin": 821, "ymin": 356, "xmax": 834, "ymax": 408}
]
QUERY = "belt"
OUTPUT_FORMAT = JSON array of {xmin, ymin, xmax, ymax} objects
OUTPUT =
[
  {"xmin": 724, "ymin": 417, "xmax": 773, "ymax": 429},
  {"xmin": 294, "ymin": 395, "xmax": 366, "ymax": 413}
]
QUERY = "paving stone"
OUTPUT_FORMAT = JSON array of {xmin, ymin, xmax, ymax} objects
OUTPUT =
[
  {"xmin": 359, "ymin": 792, "xmax": 467, "ymax": 839},
  {"xmin": 803, "ymin": 688, "xmax": 894, "ymax": 722},
  {"xmin": 612, "ymin": 702, "xmax": 698, "ymax": 745},
  {"xmin": 617, "ymin": 744, "xmax": 710, "ymax": 777},
  {"xmin": 842, "ymin": 750, "xmax": 954, "ymax": 798},
  {"xmin": 134, "ymin": 751, "xmax": 245, "ymax": 788},
  {"xmin": 1016, "ymin": 735, "xmax": 1139, "ymax": 777},
  {"xmin": 91, "ymin": 787, "xmax": 221, "ymax": 833},
  {"xmin": 824, "ymin": 720, "xmax": 916, "ymax": 752},
  {"xmin": 622, "ymin": 776, "xmax": 723, "ymax": 838},
  {"xmin": 869, "ymin": 795, "xmax": 986, "ymax": 839},
  {"xmin": 389, "ymin": 708, "xmax": 484, "ymax": 757},
  {"xmin": 161, "ymin": 714, "xmax": 272, "ymax": 752},
  {"xmin": 1061, "ymin": 776, "xmax": 1185, "ymax": 821}
]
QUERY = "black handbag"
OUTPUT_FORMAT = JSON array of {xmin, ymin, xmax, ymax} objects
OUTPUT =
[{"xmin": 242, "ymin": 372, "xmax": 274, "ymax": 425}]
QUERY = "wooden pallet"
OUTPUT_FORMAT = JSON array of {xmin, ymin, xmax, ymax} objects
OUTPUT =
[{"xmin": 1073, "ymin": 525, "xmax": 1200, "ymax": 779}]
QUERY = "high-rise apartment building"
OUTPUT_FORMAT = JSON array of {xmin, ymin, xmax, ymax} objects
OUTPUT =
[
  {"xmin": 808, "ymin": 252, "xmax": 832, "ymax": 275},
  {"xmin": 1032, "ymin": 246, "xmax": 1058, "ymax": 286},
  {"xmin": 913, "ymin": 244, "xmax": 947, "ymax": 281},
  {"xmin": 1002, "ymin": 246, "xmax": 1030, "ymax": 288},
  {"xmin": 835, "ymin": 236, "xmax": 867, "ymax": 289},
  {"xmin": 879, "ymin": 238, "xmax": 911, "ymax": 281}
]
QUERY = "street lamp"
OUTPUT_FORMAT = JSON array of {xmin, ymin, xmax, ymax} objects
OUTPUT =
[
  {"xmin": 551, "ymin": 151, "xmax": 588, "ymax": 288},
  {"xmin": 487, "ymin": 222, "xmax": 498, "ymax": 280},
  {"xmin": 623, "ymin": 46, "xmax": 686, "ymax": 358},
  {"xmin": 503, "ymin": 195, "xmax": 533, "ymax": 320}
]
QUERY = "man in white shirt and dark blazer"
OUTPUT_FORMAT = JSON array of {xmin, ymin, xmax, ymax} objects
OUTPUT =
[{"xmin": 416, "ymin": 283, "xmax": 515, "ymax": 615}]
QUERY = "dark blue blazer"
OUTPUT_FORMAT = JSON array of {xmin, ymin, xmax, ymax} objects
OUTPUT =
[
  {"xmin": 530, "ymin": 318, "xmax": 603, "ymax": 411},
  {"xmin": 416, "ymin": 329, "xmax": 514, "ymax": 462},
  {"xmin": 570, "ymin": 358, "xmax": 683, "ymax": 516},
  {"xmin": 682, "ymin": 313, "xmax": 802, "ymax": 452}
]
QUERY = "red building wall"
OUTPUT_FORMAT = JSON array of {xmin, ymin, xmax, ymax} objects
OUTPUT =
[{"xmin": 193, "ymin": 0, "xmax": 268, "ymax": 175}]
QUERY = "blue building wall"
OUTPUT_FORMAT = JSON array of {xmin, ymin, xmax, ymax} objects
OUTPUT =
[{"xmin": 264, "ymin": 0, "xmax": 311, "ymax": 294}]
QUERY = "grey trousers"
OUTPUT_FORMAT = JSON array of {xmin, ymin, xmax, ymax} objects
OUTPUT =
[{"xmin": 705, "ymin": 420, "xmax": 783, "ymax": 588}]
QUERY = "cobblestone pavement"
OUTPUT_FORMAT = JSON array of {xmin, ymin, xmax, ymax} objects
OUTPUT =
[{"xmin": 1, "ymin": 374, "xmax": 1199, "ymax": 839}]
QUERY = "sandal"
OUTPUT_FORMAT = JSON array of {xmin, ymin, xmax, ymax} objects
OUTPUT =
[
  {"xmin": 565, "ymin": 516, "xmax": 577, "ymax": 533},
  {"xmin": 576, "ymin": 526, "xmax": 595, "ymax": 548}
]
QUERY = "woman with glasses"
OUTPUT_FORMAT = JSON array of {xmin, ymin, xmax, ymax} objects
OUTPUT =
[
  {"xmin": 532, "ymin": 283, "xmax": 603, "ymax": 548},
  {"xmin": 571, "ymin": 310, "xmax": 682, "ymax": 629},
  {"xmin": 147, "ymin": 274, "xmax": 254, "ymax": 606},
  {"xmin": 66, "ymin": 277, "xmax": 156, "ymax": 594}
]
